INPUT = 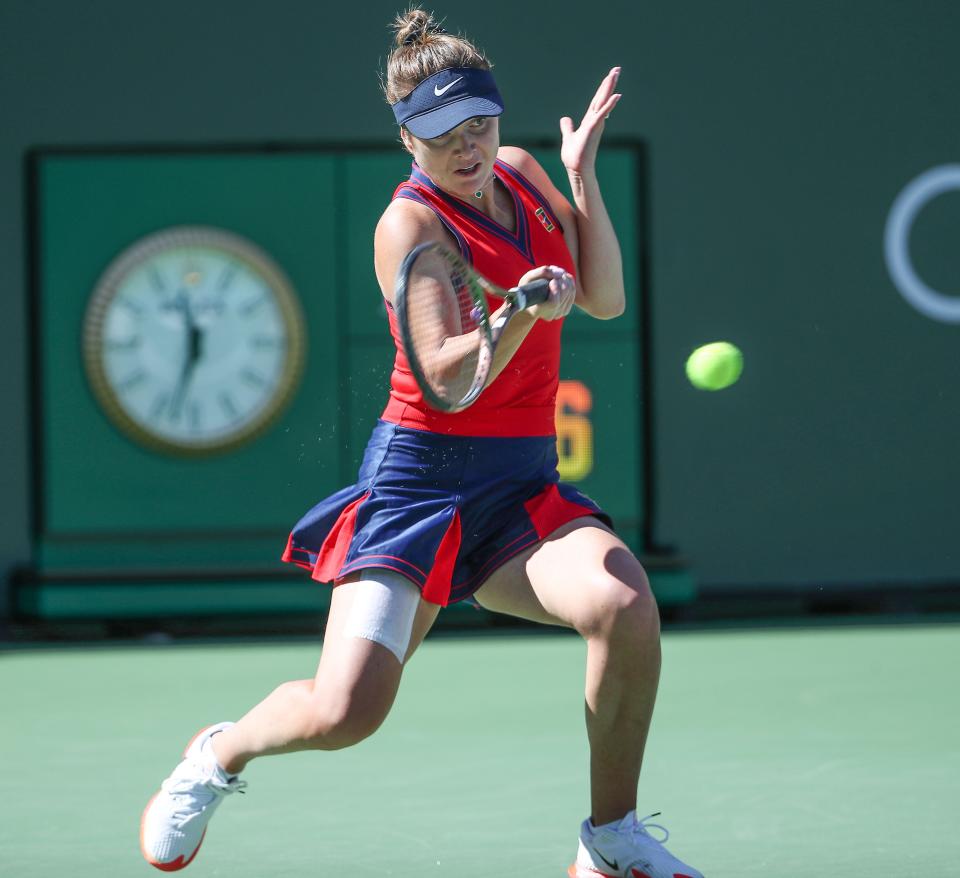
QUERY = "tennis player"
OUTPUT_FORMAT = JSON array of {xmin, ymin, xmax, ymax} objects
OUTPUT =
[{"xmin": 140, "ymin": 9, "xmax": 703, "ymax": 878}]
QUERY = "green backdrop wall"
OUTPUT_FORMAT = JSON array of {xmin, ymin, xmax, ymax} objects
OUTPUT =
[
  {"xmin": 31, "ymin": 147, "xmax": 642, "ymax": 564},
  {"xmin": 2, "ymin": 0, "xmax": 959, "ymax": 617}
]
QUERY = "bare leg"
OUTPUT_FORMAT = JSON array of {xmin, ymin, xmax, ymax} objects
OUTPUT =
[
  {"xmin": 211, "ymin": 577, "xmax": 440, "ymax": 774},
  {"xmin": 579, "ymin": 553, "xmax": 660, "ymax": 824},
  {"xmin": 474, "ymin": 518, "xmax": 660, "ymax": 825}
]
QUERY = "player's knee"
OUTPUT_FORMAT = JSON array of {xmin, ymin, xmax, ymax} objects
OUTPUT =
[
  {"xmin": 298, "ymin": 686, "xmax": 392, "ymax": 751},
  {"xmin": 319, "ymin": 703, "xmax": 387, "ymax": 749},
  {"xmin": 578, "ymin": 568, "xmax": 659, "ymax": 644},
  {"xmin": 288, "ymin": 687, "xmax": 393, "ymax": 750}
]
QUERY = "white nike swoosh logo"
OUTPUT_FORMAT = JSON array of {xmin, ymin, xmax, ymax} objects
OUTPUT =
[{"xmin": 434, "ymin": 77, "xmax": 463, "ymax": 96}]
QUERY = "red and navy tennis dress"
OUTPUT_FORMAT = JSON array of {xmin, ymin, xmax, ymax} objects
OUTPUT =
[{"xmin": 282, "ymin": 157, "xmax": 611, "ymax": 606}]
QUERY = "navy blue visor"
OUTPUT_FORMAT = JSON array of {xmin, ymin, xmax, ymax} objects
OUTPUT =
[{"xmin": 391, "ymin": 67, "xmax": 504, "ymax": 139}]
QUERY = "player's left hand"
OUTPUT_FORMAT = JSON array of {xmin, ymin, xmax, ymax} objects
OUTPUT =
[{"xmin": 560, "ymin": 67, "xmax": 622, "ymax": 177}]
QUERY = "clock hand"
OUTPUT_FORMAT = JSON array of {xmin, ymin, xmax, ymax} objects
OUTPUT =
[
  {"xmin": 189, "ymin": 321, "xmax": 204, "ymax": 363},
  {"xmin": 170, "ymin": 294, "xmax": 203, "ymax": 419}
]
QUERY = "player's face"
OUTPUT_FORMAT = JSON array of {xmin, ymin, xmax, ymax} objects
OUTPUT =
[{"xmin": 404, "ymin": 116, "xmax": 500, "ymax": 199}]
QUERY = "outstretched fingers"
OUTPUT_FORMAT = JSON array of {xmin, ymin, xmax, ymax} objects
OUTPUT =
[
  {"xmin": 560, "ymin": 66, "xmax": 623, "ymax": 174},
  {"xmin": 598, "ymin": 92, "xmax": 622, "ymax": 120},
  {"xmin": 590, "ymin": 66, "xmax": 621, "ymax": 115}
]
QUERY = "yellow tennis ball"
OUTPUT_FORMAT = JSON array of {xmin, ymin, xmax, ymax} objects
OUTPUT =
[{"xmin": 685, "ymin": 341, "xmax": 743, "ymax": 390}]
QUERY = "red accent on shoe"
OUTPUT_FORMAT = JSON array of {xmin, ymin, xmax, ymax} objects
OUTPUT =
[
  {"xmin": 147, "ymin": 829, "xmax": 207, "ymax": 872},
  {"xmin": 140, "ymin": 792, "xmax": 207, "ymax": 871},
  {"xmin": 568, "ymin": 867, "xmax": 619, "ymax": 878},
  {"xmin": 631, "ymin": 870, "xmax": 654, "ymax": 878},
  {"xmin": 146, "ymin": 829, "xmax": 206, "ymax": 872},
  {"xmin": 674, "ymin": 874, "xmax": 696, "ymax": 878},
  {"xmin": 140, "ymin": 727, "xmax": 219, "ymax": 871}
]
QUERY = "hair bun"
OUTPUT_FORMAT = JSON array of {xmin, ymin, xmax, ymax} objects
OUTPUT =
[
  {"xmin": 383, "ymin": 8, "xmax": 490, "ymax": 105},
  {"xmin": 394, "ymin": 8, "xmax": 446, "ymax": 47}
]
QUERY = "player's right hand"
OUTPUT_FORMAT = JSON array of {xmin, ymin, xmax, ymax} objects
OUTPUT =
[{"xmin": 518, "ymin": 265, "xmax": 576, "ymax": 321}]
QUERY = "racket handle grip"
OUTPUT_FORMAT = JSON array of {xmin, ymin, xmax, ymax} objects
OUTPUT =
[{"xmin": 510, "ymin": 278, "xmax": 551, "ymax": 310}]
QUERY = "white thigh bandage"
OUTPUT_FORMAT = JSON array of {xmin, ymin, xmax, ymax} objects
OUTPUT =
[{"xmin": 343, "ymin": 569, "xmax": 421, "ymax": 664}]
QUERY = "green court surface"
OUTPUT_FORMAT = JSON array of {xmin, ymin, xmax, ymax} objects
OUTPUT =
[{"xmin": 2, "ymin": 623, "xmax": 958, "ymax": 877}]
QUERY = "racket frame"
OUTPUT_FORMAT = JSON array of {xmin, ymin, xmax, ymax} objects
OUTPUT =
[{"xmin": 394, "ymin": 242, "xmax": 551, "ymax": 412}]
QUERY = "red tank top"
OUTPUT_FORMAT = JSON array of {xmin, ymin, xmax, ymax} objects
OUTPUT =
[{"xmin": 381, "ymin": 157, "xmax": 574, "ymax": 436}]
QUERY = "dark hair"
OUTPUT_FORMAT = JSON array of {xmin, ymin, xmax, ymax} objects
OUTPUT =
[{"xmin": 383, "ymin": 7, "xmax": 491, "ymax": 104}]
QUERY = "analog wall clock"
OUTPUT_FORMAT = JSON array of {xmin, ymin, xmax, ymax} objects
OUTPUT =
[{"xmin": 83, "ymin": 226, "xmax": 306, "ymax": 456}]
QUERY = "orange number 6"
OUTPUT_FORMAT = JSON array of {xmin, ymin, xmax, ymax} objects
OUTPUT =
[{"xmin": 555, "ymin": 380, "xmax": 593, "ymax": 481}]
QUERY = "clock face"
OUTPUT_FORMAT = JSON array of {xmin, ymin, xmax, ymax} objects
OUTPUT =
[{"xmin": 83, "ymin": 226, "xmax": 306, "ymax": 456}]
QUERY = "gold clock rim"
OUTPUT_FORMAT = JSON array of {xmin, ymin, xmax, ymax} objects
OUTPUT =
[{"xmin": 83, "ymin": 225, "xmax": 307, "ymax": 458}]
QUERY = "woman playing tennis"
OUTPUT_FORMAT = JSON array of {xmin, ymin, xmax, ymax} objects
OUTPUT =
[{"xmin": 140, "ymin": 9, "xmax": 704, "ymax": 878}]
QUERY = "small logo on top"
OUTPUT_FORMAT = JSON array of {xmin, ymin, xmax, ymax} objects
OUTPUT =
[
  {"xmin": 535, "ymin": 207, "xmax": 555, "ymax": 232},
  {"xmin": 434, "ymin": 77, "xmax": 464, "ymax": 97}
]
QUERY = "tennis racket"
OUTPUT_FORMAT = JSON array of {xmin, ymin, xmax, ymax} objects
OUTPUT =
[{"xmin": 394, "ymin": 241, "xmax": 551, "ymax": 413}]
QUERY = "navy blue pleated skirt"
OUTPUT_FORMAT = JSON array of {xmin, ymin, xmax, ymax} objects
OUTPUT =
[{"xmin": 283, "ymin": 420, "xmax": 611, "ymax": 606}]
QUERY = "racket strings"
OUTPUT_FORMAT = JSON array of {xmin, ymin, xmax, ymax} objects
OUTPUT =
[{"xmin": 404, "ymin": 250, "xmax": 490, "ymax": 408}]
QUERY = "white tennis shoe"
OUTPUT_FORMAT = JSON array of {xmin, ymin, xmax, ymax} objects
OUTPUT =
[
  {"xmin": 140, "ymin": 722, "xmax": 246, "ymax": 871},
  {"xmin": 568, "ymin": 811, "xmax": 703, "ymax": 878}
]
